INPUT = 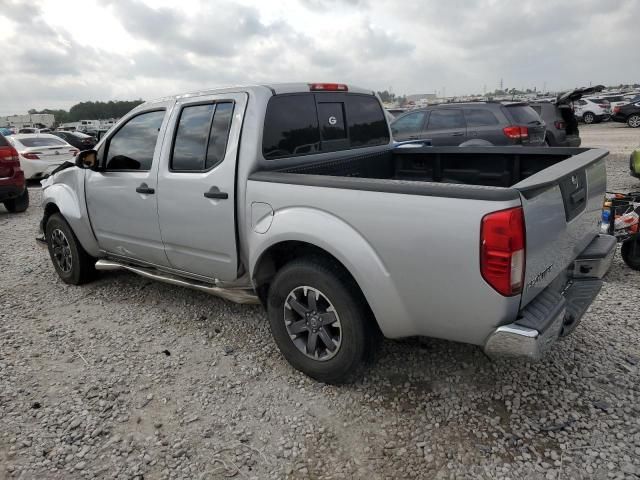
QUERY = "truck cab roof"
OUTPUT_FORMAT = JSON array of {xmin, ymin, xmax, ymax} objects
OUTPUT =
[{"xmin": 142, "ymin": 83, "xmax": 376, "ymax": 109}]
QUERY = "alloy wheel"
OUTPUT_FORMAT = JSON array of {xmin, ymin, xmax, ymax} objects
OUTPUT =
[
  {"xmin": 283, "ymin": 286, "xmax": 342, "ymax": 361},
  {"xmin": 628, "ymin": 115, "xmax": 640, "ymax": 128},
  {"xmin": 50, "ymin": 228, "xmax": 73, "ymax": 273}
]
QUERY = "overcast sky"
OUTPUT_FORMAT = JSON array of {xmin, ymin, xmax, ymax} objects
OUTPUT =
[{"xmin": 1, "ymin": 0, "xmax": 638, "ymax": 114}]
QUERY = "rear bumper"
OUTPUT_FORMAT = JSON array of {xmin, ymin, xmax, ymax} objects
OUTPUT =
[
  {"xmin": 0, "ymin": 184, "xmax": 26, "ymax": 202},
  {"xmin": 484, "ymin": 234, "xmax": 615, "ymax": 360}
]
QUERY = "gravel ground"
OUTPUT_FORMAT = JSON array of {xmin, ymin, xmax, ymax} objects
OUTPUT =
[{"xmin": 1, "ymin": 122, "xmax": 639, "ymax": 480}]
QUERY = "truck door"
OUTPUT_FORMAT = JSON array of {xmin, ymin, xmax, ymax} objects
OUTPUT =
[
  {"xmin": 85, "ymin": 107, "xmax": 171, "ymax": 266},
  {"xmin": 156, "ymin": 92, "xmax": 247, "ymax": 281}
]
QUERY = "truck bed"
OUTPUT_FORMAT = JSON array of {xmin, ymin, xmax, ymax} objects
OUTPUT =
[
  {"xmin": 248, "ymin": 145, "xmax": 608, "ymax": 339},
  {"xmin": 266, "ymin": 146, "xmax": 587, "ymax": 187}
]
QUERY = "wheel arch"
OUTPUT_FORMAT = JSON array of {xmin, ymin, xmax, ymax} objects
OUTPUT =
[
  {"xmin": 41, "ymin": 182, "xmax": 101, "ymax": 257},
  {"xmin": 250, "ymin": 212, "xmax": 411, "ymax": 339}
]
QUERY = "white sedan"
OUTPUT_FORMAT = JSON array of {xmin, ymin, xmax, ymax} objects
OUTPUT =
[{"xmin": 6, "ymin": 134, "xmax": 78, "ymax": 180}]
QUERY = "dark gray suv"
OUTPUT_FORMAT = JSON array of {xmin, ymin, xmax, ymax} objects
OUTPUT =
[{"xmin": 390, "ymin": 102, "xmax": 546, "ymax": 146}]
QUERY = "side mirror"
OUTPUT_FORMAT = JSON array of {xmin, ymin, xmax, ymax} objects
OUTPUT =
[{"xmin": 75, "ymin": 150, "xmax": 99, "ymax": 170}]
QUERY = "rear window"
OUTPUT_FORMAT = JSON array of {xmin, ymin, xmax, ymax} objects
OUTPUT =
[
  {"xmin": 505, "ymin": 105, "xmax": 541, "ymax": 124},
  {"xmin": 464, "ymin": 109, "xmax": 499, "ymax": 127},
  {"xmin": 605, "ymin": 96, "xmax": 624, "ymax": 102},
  {"xmin": 262, "ymin": 93, "xmax": 389, "ymax": 160},
  {"xmin": 18, "ymin": 137, "xmax": 67, "ymax": 147}
]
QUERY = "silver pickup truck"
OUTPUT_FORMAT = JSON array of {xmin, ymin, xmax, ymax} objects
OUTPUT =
[{"xmin": 40, "ymin": 82, "xmax": 615, "ymax": 383}]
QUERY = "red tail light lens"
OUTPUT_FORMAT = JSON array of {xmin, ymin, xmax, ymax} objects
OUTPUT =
[
  {"xmin": 554, "ymin": 120, "xmax": 566, "ymax": 130},
  {"xmin": 0, "ymin": 145, "xmax": 19, "ymax": 163},
  {"xmin": 309, "ymin": 83, "xmax": 348, "ymax": 92},
  {"xmin": 22, "ymin": 152, "xmax": 40, "ymax": 160},
  {"xmin": 503, "ymin": 126, "xmax": 529, "ymax": 140},
  {"xmin": 613, "ymin": 106, "xmax": 621, "ymax": 114},
  {"xmin": 480, "ymin": 207, "xmax": 526, "ymax": 296}
]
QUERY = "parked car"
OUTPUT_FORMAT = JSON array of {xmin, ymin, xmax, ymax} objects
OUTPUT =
[
  {"xmin": 596, "ymin": 94, "xmax": 628, "ymax": 111},
  {"xmin": 612, "ymin": 101, "xmax": 640, "ymax": 128},
  {"xmin": 0, "ymin": 127, "xmax": 14, "ymax": 136},
  {"xmin": 573, "ymin": 97, "xmax": 610, "ymax": 124},
  {"xmin": 6, "ymin": 134, "xmax": 79, "ymax": 180},
  {"xmin": 530, "ymin": 103, "xmax": 580, "ymax": 147},
  {"xmin": 0, "ymin": 133, "xmax": 28, "ymax": 212},
  {"xmin": 40, "ymin": 82, "xmax": 614, "ymax": 383},
  {"xmin": 18, "ymin": 127, "xmax": 51, "ymax": 134},
  {"xmin": 52, "ymin": 130, "xmax": 97, "ymax": 150},
  {"xmin": 390, "ymin": 102, "xmax": 546, "ymax": 146},
  {"xmin": 530, "ymin": 86, "xmax": 604, "ymax": 147}
]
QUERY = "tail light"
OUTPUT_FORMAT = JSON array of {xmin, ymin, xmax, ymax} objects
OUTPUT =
[
  {"xmin": 309, "ymin": 83, "xmax": 348, "ymax": 91},
  {"xmin": 554, "ymin": 120, "xmax": 566, "ymax": 130},
  {"xmin": 503, "ymin": 126, "xmax": 529, "ymax": 141},
  {"xmin": 0, "ymin": 145, "xmax": 19, "ymax": 163},
  {"xmin": 480, "ymin": 207, "xmax": 526, "ymax": 296},
  {"xmin": 613, "ymin": 106, "xmax": 621, "ymax": 114},
  {"xmin": 22, "ymin": 152, "xmax": 40, "ymax": 160}
]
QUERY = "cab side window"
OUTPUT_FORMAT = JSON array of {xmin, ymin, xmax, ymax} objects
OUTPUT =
[
  {"xmin": 171, "ymin": 102, "xmax": 234, "ymax": 171},
  {"xmin": 104, "ymin": 110, "xmax": 166, "ymax": 171}
]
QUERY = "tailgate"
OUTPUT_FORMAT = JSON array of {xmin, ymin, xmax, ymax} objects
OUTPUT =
[{"xmin": 512, "ymin": 148, "xmax": 608, "ymax": 306}]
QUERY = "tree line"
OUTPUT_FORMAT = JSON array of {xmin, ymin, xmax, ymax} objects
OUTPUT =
[{"xmin": 28, "ymin": 100, "xmax": 145, "ymax": 124}]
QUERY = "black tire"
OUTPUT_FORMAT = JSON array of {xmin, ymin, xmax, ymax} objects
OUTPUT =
[
  {"xmin": 582, "ymin": 112, "xmax": 595, "ymax": 124},
  {"xmin": 627, "ymin": 114, "xmax": 640, "ymax": 128},
  {"xmin": 267, "ymin": 257, "xmax": 378, "ymax": 384},
  {"xmin": 621, "ymin": 238, "xmax": 640, "ymax": 271},
  {"xmin": 3, "ymin": 188, "xmax": 29, "ymax": 213},
  {"xmin": 45, "ymin": 213, "xmax": 96, "ymax": 284}
]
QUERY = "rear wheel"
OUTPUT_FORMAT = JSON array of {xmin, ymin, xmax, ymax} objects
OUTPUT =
[
  {"xmin": 45, "ymin": 213, "xmax": 96, "ymax": 284},
  {"xmin": 3, "ymin": 188, "xmax": 29, "ymax": 213},
  {"xmin": 621, "ymin": 238, "xmax": 640, "ymax": 270},
  {"xmin": 627, "ymin": 114, "xmax": 640, "ymax": 128},
  {"xmin": 583, "ymin": 112, "xmax": 595, "ymax": 124},
  {"xmin": 267, "ymin": 257, "xmax": 378, "ymax": 383}
]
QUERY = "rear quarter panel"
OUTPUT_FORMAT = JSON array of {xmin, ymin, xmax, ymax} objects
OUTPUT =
[{"xmin": 246, "ymin": 180, "xmax": 522, "ymax": 345}]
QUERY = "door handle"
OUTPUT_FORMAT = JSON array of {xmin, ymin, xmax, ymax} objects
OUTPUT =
[
  {"xmin": 204, "ymin": 186, "xmax": 229, "ymax": 200},
  {"xmin": 136, "ymin": 183, "xmax": 155, "ymax": 194},
  {"xmin": 452, "ymin": 132, "xmax": 464, "ymax": 137}
]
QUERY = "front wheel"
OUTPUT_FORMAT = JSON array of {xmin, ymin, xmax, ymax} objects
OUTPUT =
[
  {"xmin": 621, "ymin": 238, "xmax": 640, "ymax": 270},
  {"xmin": 627, "ymin": 114, "xmax": 640, "ymax": 128},
  {"xmin": 45, "ymin": 213, "xmax": 96, "ymax": 284},
  {"xmin": 583, "ymin": 112, "xmax": 595, "ymax": 124},
  {"xmin": 3, "ymin": 188, "xmax": 29, "ymax": 213},
  {"xmin": 267, "ymin": 258, "xmax": 378, "ymax": 383}
]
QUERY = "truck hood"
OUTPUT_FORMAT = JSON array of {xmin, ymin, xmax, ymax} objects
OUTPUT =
[{"xmin": 556, "ymin": 85, "xmax": 604, "ymax": 105}]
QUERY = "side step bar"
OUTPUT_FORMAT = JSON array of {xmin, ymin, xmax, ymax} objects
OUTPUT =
[{"xmin": 95, "ymin": 259, "xmax": 260, "ymax": 305}]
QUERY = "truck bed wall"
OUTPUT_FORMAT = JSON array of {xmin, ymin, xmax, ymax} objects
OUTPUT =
[{"xmin": 274, "ymin": 146, "xmax": 586, "ymax": 188}]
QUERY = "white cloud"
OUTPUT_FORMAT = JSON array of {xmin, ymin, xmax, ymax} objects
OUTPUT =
[{"xmin": 0, "ymin": 0, "xmax": 638, "ymax": 114}]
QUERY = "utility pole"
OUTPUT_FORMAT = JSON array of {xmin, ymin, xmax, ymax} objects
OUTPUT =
[{"xmin": 500, "ymin": 78, "xmax": 504, "ymax": 91}]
